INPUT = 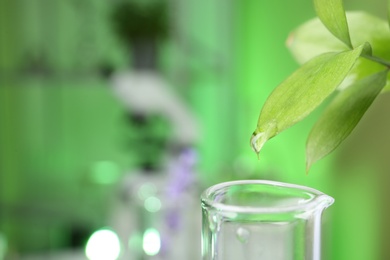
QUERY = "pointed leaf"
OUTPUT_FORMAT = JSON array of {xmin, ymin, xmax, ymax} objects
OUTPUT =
[
  {"xmin": 251, "ymin": 45, "xmax": 365, "ymax": 154},
  {"xmin": 306, "ymin": 70, "xmax": 389, "ymax": 171},
  {"xmin": 313, "ymin": 0, "xmax": 352, "ymax": 48}
]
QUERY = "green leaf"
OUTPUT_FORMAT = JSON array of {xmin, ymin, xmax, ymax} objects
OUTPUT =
[
  {"xmin": 313, "ymin": 0, "xmax": 352, "ymax": 48},
  {"xmin": 306, "ymin": 70, "xmax": 388, "ymax": 172},
  {"xmin": 251, "ymin": 45, "xmax": 365, "ymax": 154},
  {"xmin": 287, "ymin": 12, "xmax": 390, "ymax": 91}
]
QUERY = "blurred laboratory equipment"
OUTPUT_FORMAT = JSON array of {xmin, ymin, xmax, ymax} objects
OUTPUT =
[
  {"xmin": 110, "ymin": 0, "xmax": 199, "ymax": 146},
  {"xmin": 109, "ymin": 64, "xmax": 201, "ymax": 259},
  {"xmin": 108, "ymin": 1, "xmax": 201, "ymax": 259},
  {"xmin": 201, "ymin": 180, "xmax": 334, "ymax": 260}
]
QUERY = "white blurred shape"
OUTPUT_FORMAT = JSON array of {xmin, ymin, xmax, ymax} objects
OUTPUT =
[
  {"xmin": 111, "ymin": 71, "xmax": 199, "ymax": 145},
  {"xmin": 142, "ymin": 228, "xmax": 161, "ymax": 256},
  {"xmin": 85, "ymin": 229, "xmax": 121, "ymax": 260}
]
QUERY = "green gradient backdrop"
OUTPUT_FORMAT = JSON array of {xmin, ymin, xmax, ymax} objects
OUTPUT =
[{"xmin": 1, "ymin": 0, "xmax": 389, "ymax": 259}]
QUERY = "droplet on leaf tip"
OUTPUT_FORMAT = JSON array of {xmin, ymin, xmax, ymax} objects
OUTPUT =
[{"xmin": 250, "ymin": 131, "xmax": 266, "ymax": 156}]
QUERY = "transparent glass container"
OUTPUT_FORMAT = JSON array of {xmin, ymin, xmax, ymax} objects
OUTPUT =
[{"xmin": 201, "ymin": 180, "xmax": 334, "ymax": 260}]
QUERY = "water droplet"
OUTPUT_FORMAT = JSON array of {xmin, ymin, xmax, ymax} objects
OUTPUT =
[
  {"xmin": 236, "ymin": 227, "xmax": 250, "ymax": 244},
  {"xmin": 250, "ymin": 132, "xmax": 265, "ymax": 155},
  {"xmin": 250, "ymin": 121, "xmax": 278, "ymax": 157}
]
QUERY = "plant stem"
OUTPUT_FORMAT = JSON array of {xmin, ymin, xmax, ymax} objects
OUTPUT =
[{"xmin": 362, "ymin": 54, "xmax": 390, "ymax": 68}]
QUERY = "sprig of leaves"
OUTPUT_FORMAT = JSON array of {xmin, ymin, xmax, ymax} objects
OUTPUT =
[{"xmin": 252, "ymin": 0, "xmax": 390, "ymax": 172}]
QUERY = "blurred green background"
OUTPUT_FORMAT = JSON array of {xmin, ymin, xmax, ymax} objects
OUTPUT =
[{"xmin": 1, "ymin": 0, "xmax": 390, "ymax": 259}]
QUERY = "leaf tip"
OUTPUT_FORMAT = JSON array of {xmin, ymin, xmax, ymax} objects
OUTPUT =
[
  {"xmin": 250, "ymin": 130, "xmax": 271, "ymax": 161},
  {"xmin": 313, "ymin": 0, "xmax": 353, "ymax": 48},
  {"xmin": 250, "ymin": 131, "xmax": 264, "ymax": 154}
]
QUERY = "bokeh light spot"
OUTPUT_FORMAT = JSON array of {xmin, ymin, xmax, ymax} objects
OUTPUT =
[
  {"xmin": 91, "ymin": 161, "xmax": 121, "ymax": 185},
  {"xmin": 138, "ymin": 183, "xmax": 157, "ymax": 200},
  {"xmin": 143, "ymin": 228, "xmax": 161, "ymax": 256},
  {"xmin": 144, "ymin": 196, "xmax": 162, "ymax": 212},
  {"xmin": 85, "ymin": 228, "xmax": 121, "ymax": 260}
]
